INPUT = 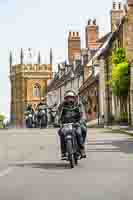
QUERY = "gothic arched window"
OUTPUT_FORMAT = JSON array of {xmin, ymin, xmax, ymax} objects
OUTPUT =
[{"xmin": 33, "ymin": 84, "xmax": 41, "ymax": 97}]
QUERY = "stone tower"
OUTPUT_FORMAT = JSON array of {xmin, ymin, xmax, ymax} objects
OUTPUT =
[
  {"xmin": 111, "ymin": 2, "xmax": 124, "ymax": 32},
  {"xmin": 85, "ymin": 19, "xmax": 99, "ymax": 50},
  {"xmin": 10, "ymin": 49, "xmax": 53, "ymax": 127},
  {"xmin": 68, "ymin": 31, "xmax": 81, "ymax": 64}
]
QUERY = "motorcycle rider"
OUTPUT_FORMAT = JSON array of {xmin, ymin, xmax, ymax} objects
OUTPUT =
[
  {"xmin": 36, "ymin": 97, "xmax": 48, "ymax": 127},
  {"xmin": 25, "ymin": 104, "xmax": 34, "ymax": 115},
  {"xmin": 24, "ymin": 104, "xmax": 35, "ymax": 127},
  {"xmin": 49, "ymin": 103, "xmax": 58, "ymax": 125},
  {"xmin": 58, "ymin": 90, "xmax": 87, "ymax": 160}
]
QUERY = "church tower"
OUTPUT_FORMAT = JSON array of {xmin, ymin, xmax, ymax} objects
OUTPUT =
[{"xmin": 10, "ymin": 48, "xmax": 53, "ymax": 127}]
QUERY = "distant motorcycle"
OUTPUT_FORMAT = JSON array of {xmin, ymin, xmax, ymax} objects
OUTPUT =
[
  {"xmin": 37, "ymin": 105, "xmax": 48, "ymax": 128},
  {"xmin": 62, "ymin": 123, "xmax": 79, "ymax": 168},
  {"xmin": 25, "ymin": 111, "xmax": 34, "ymax": 128},
  {"xmin": 49, "ymin": 107, "xmax": 59, "ymax": 127}
]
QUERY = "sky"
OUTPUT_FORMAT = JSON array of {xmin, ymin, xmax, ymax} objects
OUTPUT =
[{"xmin": 0, "ymin": 0, "xmax": 124, "ymax": 120}]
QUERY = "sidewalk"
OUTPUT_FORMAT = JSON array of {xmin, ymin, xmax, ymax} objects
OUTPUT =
[
  {"xmin": 107, "ymin": 125, "xmax": 133, "ymax": 136},
  {"xmin": 87, "ymin": 119, "xmax": 133, "ymax": 136}
]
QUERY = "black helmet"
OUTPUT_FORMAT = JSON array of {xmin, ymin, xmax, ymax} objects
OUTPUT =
[{"xmin": 27, "ymin": 104, "xmax": 32, "ymax": 109}]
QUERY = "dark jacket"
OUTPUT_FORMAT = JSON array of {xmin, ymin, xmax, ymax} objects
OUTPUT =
[
  {"xmin": 37, "ymin": 103, "xmax": 48, "ymax": 111},
  {"xmin": 59, "ymin": 101, "xmax": 81, "ymax": 124}
]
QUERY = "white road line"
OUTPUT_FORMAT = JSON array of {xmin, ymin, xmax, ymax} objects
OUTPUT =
[{"xmin": 0, "ymin": 167, "xmax": 13, "ymax": 177}]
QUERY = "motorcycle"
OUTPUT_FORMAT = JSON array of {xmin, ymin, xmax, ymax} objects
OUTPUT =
[
  {"xmin": 37, "ymin": 106, "xmax": 48, "ymax": 128},
  {"xmin": 25, "ymin": 111, "xmax": 34, "ymax": 128},
  {"xmin": 49, "ymin": 107, "xmax": 59, "ymax": 127},
  {"xmin": 62, "ymin": 123, "xmax": 79, "ymax": 168}
]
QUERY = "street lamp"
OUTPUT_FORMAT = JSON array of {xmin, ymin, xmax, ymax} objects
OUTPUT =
[
  {"xmin": 129, "ymin": 61, "xmax": 133, "ymax": 126},
  {"xmin": 95, "ymin": 83, "xmax": 100, "ymax": 126}
]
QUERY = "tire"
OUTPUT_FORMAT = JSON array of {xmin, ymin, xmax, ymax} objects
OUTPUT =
[
  {"xmin": 66, "ymin": 140, "xmax": 74, "ymax": 168},
  {"xmin": 41, "ymin": 115, "xmax": 47, "ymax": 128},
  {"xmin": 70, "ymin": 154, "xmax": 74, "ymax": 169},
  {"xmin": 74, "ymin": 153, "xmax": 78, "ymax": 165},
  {"xmin": 26, "ymin": 118, "xmax": 32, "ymax": 128}
]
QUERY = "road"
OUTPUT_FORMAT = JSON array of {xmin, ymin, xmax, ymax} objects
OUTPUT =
[{"xmin": 0, "ymin": 128, "xmax": 133, "ymax": 200}]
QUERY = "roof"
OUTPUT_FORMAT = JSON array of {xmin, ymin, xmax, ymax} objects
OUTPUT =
[
  {"xmin": 47, "ymin": 61, "xmax": 84, "ymax": 92},
  {"xmin": 86, "ymin": 32, "xmax": 115, "ymax": 67},
  {"xmin": 97, "ymin": 32, "xmax": 111, "ymax": 43},
  {"xmin": 79, "ymin": 74, "xmax": 99, "ymax": 94}
]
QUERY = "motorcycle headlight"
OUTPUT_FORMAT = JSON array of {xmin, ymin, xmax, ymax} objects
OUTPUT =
[
  {"xmin": 29, "ymin": 114, "xmax": 32, "ymax": 117},
  {"xmin": 66, "ymin": 135, "xmax": 72, "ymax": 139},
  {"xmin": 63, "ymin": 124, "xmax": 73, "ymax": 130}
]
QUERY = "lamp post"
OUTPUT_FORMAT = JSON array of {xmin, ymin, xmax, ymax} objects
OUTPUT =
[
  {"xmin": 129, "ymin": 61, "xmax": 133, "ymax": 126},
  {"xmin": 96, "ymin": 82, "xmax": 100, "ymax": 126}
]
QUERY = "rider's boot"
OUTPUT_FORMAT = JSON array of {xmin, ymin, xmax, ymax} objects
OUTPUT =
[
  {"xmin": 80, "ymin": 146, "xmax": 87, "ymax": 159},
  {"xmin": 61, "ymin": 153, "xmax": 67, "ymax": 160}
]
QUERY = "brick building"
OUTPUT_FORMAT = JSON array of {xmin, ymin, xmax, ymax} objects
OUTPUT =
[{"xmin": 86, "ymin": 0, "xmax": 133, "ymax": 126}]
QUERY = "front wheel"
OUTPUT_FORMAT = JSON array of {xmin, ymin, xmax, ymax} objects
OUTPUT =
[
  {"xmin": 26, "ymin": 118, "xmax": 32, "ymax": 128},
  {"xmin": 40, "ymin": 115, "xmax": 47, "ymax": 128},
  {"xmin": 74, "ymin": 153, "xmax": 78, "ymax": 165},
  {"xmin": 66, "ymin": 140, "xmax": 74, "ymax": 168}
]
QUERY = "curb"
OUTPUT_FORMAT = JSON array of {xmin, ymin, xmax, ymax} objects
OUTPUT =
[
  {"xmin": 119, "ymin": 130, "xmax": 133, "ymax": 137},
  {"xmin": 107, "ymin": 127, "xmax": 133, "ymax": 137}
]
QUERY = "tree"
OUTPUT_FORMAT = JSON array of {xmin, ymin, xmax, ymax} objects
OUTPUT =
[
  {"xmin": 0, "ymin": 114, "xmax": 5, "ymax": 121},
  {"xmin": 110, "ymin": 48, "xmax": 130, "ymax": 122},
  {"xmin": 0, "ymin": 114, "xmax": 5, "ymax": 129},
  {"xmin": 111, "ymin": 62, "xmax": 129, "ymax": 97}
]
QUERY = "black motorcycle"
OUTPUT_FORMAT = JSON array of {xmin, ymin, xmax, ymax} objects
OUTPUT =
[
  {"xmin": 25, "ymin": 111, "xmax": 34, "ymax": 128},
  {"xmin": 62, "ymin": 123, "xmax": 79, "ymax": 168},
  {"xmin": 49, "ymin": 107, "xmax": 59, "ymax": 127},
  {"xmin": 37, "ymin": 106, "xmax": 48, "ymax": 128}
]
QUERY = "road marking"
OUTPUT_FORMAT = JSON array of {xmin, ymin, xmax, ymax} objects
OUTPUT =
[{"xmin": 0, "ymin": 167, "xmax": 13, "ymax": 177}]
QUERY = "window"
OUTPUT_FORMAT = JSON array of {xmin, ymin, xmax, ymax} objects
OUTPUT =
[{"xmin": 33, "ymin": 84, "xmax": 41, "ymax": 97}]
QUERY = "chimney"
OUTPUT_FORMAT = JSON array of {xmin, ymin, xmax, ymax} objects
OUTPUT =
[
  {"xmin": 128, "ymin": 0, "xmax": 133, "ymax": 6},
  {"xmin": 68, "ymin": 31, "xmax": 81, "ymax": 64},
  {"xmin": 85, "ymin": 19, "xmax": 99, "ymax": 50},
  {"xmin": 111, "ymin": 1, "xmax": 124, "ymax": 32}
]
